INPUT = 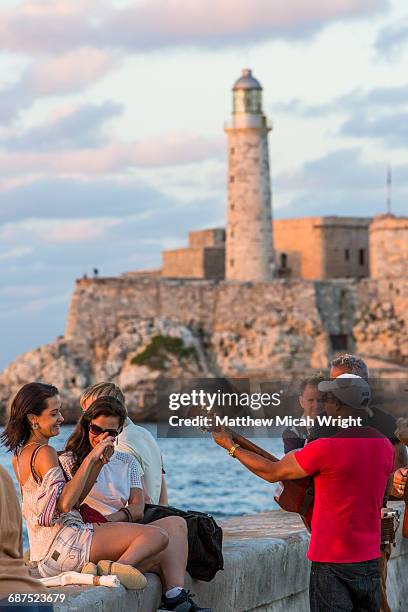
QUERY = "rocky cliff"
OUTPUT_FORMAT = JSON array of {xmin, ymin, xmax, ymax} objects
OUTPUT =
[
  {"xmin": 0, "ymin": 318, "xmax": 214, "ymax": 423},
  {"xmin": 1, "ymin": 276, "xmax": 407, "ymax": 424}
]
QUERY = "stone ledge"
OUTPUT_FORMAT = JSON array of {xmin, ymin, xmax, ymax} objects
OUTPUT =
[{"xmin": 50, "ymin": 504, "xmax": 407, "ymax": 612}]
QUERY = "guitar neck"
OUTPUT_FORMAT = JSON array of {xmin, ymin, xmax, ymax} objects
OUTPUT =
[{"xmin": 229, "ymin": 429, "xmax": 279, "ymax": 463}]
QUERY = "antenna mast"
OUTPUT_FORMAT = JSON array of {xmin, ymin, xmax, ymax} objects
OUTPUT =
[{"xmin": 386, "ymin": 164, "xmax": 392, "ymax": 215}]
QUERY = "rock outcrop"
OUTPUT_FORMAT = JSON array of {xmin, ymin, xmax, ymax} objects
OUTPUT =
[
  {"xmin": 0, "ymin": 318, "xmax": 214, "ymax": 423},
  {"xmin": 1, "ymin": 276, "xmax": 407, "ymax": 425}
]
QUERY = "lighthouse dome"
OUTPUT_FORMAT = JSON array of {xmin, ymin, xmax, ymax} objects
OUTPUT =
[{"xmin": 233, "ymin": 69, "xmax": 262, "ymax": 91}]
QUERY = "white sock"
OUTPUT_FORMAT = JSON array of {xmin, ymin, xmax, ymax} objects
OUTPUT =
[{"xmin": 165, "ymin": 587, "xmax": 183, "ymax": 599}]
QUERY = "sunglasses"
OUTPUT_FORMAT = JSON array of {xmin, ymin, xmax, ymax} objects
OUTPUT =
[{"xmin": 89, "ymin": 423, "xmax": 122, "ymax": 438}]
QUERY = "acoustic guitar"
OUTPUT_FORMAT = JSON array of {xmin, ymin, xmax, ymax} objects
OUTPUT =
[
  {"xmin": 227, "ymin": 429, "xmax": 314, "ymax": 532},
  {"xmin": 394, "ymin": 417, "xmax": 408, "ymax": 538},
  {"xmin": 196, "ymin": 404, "xmax": 314, "ymax": 531}
]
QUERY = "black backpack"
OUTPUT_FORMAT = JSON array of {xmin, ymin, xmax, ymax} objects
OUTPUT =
[{"xmin": 141, "ymin": 504, "xmax": 224, "ymax": 582}]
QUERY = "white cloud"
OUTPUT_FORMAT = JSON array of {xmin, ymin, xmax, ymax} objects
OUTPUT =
[
  {"xmin": 0, "ymin": 0, "xmax": 389, "ymax": 54},
  {"xmin": 106, "ymin": 0, "xmax": 389, "ymax": 50},
  {"xmin": 0, "ymin": 133, "xmax": 223, "ymax": 178},
  {"xmin": 0, "ymin": 217, "xmax": 122, "ymax": 244},
  {"xmin": 0, "ymin": 47, "xmax": 120, "ymax": 123},
  {"xmin": 0, "ymin": 0, "xmax": 102, "ymax": 54},
  {"xmin": 2, "ymin": 101, "xmax": 123, "ymax": 151},
  {"xmin": 0, "ymin": 245, "xmax": 32, "ymax": 260},
  {"xmin": 274, "ymin": 147, "xmax": 408, "ymax": 217},
  {"xmin": 44, "ymin": 218, "xmax": 121, "ymax": 243},
  {"xmin": 28, "ymin": 48, "xmax": 121, "ymax": 95}
]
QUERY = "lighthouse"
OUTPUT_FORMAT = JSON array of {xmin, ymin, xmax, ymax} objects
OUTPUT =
[{"xmin": 225, "ymin": 69, "xmax": 275, "ymax": 281}]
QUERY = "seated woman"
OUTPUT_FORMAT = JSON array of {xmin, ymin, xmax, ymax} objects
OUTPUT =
[
  {"xmin": 59, "ymin": 395, "xmax": 211, "ymax": 612},
  {"xmin": 1, "ymin": 383, "xmax": 168, "ymax": 593}
]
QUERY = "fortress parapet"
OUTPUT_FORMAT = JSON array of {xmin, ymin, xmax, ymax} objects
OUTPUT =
[{"xmin": 370, "ymin": 214, "xmax": 408, "ymax": 279}]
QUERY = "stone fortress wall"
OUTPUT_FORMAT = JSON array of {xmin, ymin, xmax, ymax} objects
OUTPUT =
[
  {"xmin": 66, "ymin": 274, "xmax": 408, "ymax": 376},
  {"xmin": 4, "ymin": 266, "xmax": 406, "ymax": 423},
  {"xmin": 370, "ymin": 214, "xmax": 408, "ymax": 279},
  {"xmin": 162, "ymin": 229, "xmax": 225, "ymax": 280},
  {"xmin": 269, "ymin": 215, "xmax": 370, "ymax": 280},
  {"xmin": 160, "ymin": 214, "xmax": 408, "ymax": 282}
]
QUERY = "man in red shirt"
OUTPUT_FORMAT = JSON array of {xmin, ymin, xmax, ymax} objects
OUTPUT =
[
  {"xmin": 213, "ymin": 375, "xmax": 394, "ymax": 612},
  {"xmin": 309, "ymin": 354, "xmax": 407, "ymax": 612}
]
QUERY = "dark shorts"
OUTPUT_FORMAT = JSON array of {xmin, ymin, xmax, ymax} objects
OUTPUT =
[{"xmin": 310, "ymin": 558, "xmax": 380, "ymax": 612}]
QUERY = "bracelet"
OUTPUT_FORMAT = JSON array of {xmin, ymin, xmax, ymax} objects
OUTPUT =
[
  {"xmin": 120, "ymin": 507, "xmax": 133, "ymax": 522},
  {"xmin": 228, "ymin": 444, "xmax": 240, "ymax": 458}
]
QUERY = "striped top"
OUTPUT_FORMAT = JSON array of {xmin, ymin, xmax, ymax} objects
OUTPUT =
[{"xmin": 19, "ymin": 459, "xmax": 89, "ymax": 562}]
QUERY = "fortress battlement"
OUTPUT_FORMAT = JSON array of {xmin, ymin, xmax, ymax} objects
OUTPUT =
[{"xmin": 65, "ymin": 274, "xmax": 408, "ymax": 376}]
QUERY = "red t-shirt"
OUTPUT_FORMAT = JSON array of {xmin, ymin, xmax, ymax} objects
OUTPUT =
[{"xmin": 294, "ymin": 427, "xmax": 394, "ymax": 563}]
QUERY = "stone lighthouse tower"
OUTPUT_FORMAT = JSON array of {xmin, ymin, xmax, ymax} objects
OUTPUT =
[{"xmin": 225, "ymin": 69, "xmax": 275, "ymax": 281}]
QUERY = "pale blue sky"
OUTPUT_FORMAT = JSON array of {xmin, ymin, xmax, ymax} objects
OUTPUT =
[{"xmin": 0, "ymin": 0, "xmax": 407, "ymax": 369}]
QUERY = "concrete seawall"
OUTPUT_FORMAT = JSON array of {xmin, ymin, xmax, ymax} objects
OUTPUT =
[{"xmin": 54, "ymin": 505, "xmax": 408, "ymax": 612}]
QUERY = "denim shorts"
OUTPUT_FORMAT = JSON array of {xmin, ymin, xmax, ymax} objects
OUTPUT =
[{"xmin": 37, "ymin": 524, "xmax": 94, "ymax": 578}]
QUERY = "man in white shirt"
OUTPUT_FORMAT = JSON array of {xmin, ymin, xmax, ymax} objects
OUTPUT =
[{"xmin": 80, "ymin": 382, "xmax": 167, "ymax": 505}]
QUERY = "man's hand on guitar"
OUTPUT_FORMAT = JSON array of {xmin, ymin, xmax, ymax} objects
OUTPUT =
[{"xmin": 212, "ymin": 429, "xmax": 234, "ymax": 451}]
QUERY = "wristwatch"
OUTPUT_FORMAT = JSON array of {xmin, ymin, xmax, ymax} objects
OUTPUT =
[{"xmin": 228, "ymin": 444, "xmax": 240, "ymax": 458}]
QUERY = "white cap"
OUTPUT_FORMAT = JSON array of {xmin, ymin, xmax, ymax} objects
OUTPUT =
[{"xmin": 318, "ymin": 374, "xmax": 372, "ymax": 415}]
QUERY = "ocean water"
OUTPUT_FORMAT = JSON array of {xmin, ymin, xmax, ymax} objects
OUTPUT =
[{"xmin": 0, "ymin": 425, "xmax": 284, "ymax": 548}]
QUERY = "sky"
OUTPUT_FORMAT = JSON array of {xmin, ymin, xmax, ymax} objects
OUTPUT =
[{"xmin": 0, "ymin": 0, "xmax": 408, "ymax": 369}]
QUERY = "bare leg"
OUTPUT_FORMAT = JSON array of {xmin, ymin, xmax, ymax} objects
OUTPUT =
[
  {"xmin": 89, "ymin": 522, "xmax": 169, "ymax": 566},
  {"xmin": 137, "ymin": 516, "xmax": 188, "ymax": 591}
]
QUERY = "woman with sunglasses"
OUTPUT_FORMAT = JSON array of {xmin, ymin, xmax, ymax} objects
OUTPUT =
[
  {"xmin": 60, "ymin": 396, "xmax": 212, "ymax": 612},
  {"xmin": 61, "ymin": 398, "xmax": 145, "ymax": 523},
  {"xmin": 2, "ymin": 383, "xmax": 169, "ymax": 591}
]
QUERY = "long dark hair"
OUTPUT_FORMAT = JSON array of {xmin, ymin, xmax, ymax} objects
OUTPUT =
[
  {"xmin": 1, "ymin": 382, "xmax": 59, "ymax": 453},
  {"xmin": 65, "ymin": 397, "xmax": 126, "ymax": 474}
]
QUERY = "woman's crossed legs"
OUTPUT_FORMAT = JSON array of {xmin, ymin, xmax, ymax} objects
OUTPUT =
[{"xmin": 89, "ymin": 516, "xmax": 188, "ymax": 591}]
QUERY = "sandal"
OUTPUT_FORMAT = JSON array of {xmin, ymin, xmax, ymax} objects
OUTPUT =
[
  {"xmin": 97, "ymin": 560, "xmax": 147, "ymax": 590},
  {"xmin": 81, "ymin": 562, "xmax": 98, "ymax": 576}
]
